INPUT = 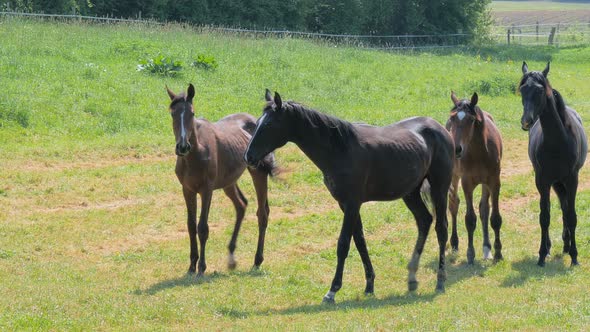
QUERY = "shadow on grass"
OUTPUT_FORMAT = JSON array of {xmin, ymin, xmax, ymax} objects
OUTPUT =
[
  {"xmin": 134, "ymin": 268, "xmax": 268, "ymax": 295},
  {"xmin": 225, "ymin": 291, "xmax": 439, "ymax": 318},
  {"xmin": 500, "ymin": 254, "xmax": 570, "ymax": 288},
  {"xmin": 426, "ymin": 251, "xmax": 490, "ymax": 289}
]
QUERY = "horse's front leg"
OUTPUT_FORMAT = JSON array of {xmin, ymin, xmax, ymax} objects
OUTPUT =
[
  {"xmin": 462, "ymin": 181, "xmax": 477, "ymax": 265},
  {"xmin": 183, "ymin": 187, "xmax": 198, "ymax": 274},
  {"xmin": 489, "ymin": 180, "xmax": 503, "ymax": 261},
  {"xmin": 197, "ymin": 189, "xmax": 213, "ymax": 275},
  {"xmin": 352, "ymin": 215, "xmax": 375, "ymax": 295},
  {"xmin": 536, "ymin": 180, "xmax": 551, "ymax": 267},
  {"xmin": 322, "ymin": 202, "xmax": 358, "ymax": 304}
]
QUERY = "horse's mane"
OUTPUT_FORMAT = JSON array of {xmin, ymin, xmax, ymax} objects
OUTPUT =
[{"xmin": 283, "ymin": 101, "xmax": 357, "ymax": 150}]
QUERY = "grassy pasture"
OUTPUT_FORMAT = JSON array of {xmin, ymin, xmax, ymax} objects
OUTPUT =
[
  {"xmin": 1, "ymin": 18, "xmax": 590, "ymax": 330},
  {"xmin": 491, "ymin": 1, "xmax": 590, "ymax": 25}
]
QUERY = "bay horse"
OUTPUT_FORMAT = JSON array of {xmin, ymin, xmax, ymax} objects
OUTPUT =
[
  {"xmin": 519, "ymin": 62, "xmax": 587, "ymax": 266},
  {"xmin": 446, "ymin": 91, "xmax": 503, "ymax": 264},
  {"xmin": 245, "ymin": 90, "xmax": 454, "ymax": 303},
  {"xmin": 167, "ymin": 84, "xmax": 278, "ymax": 275}
]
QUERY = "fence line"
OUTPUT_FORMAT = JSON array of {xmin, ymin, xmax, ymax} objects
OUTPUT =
[{"xmin": 2, "ymin": 11, "xmax": 589, "ymax": 49}]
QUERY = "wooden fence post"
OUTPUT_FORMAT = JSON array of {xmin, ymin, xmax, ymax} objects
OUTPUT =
[
  {"xmin": 536, "ymin": 21, "xmax": 539, "ymax": 43},
  {"xmin": 507, "ymin": 28, "xmax": 511, "ymax": 45},
  {"xmin": 548, "ymin": 27, "xmax": 556, "ymax": 45}
]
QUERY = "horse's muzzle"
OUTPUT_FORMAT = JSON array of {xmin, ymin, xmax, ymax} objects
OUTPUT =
[
  {"xmin": 521, "ymin": 122, "xmax": 531, "ymax": 131},
  {"xmin": 175, "ymin": 142, "xmax": 191, "ymax": 156}
]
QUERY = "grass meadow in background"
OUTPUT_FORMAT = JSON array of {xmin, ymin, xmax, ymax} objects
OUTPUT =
[{"xmin": 1, "ymin": 17, "xmax": 590, "ymax": 330}]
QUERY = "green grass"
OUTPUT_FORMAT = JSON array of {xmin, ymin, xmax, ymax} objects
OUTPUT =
[
  {"xmin": 491, "ymin": 1, "xmax": 590, "ymax": 12},
  {"xmin": 1, "ymin": 17, "xmax": 590, "ymax": 330}
]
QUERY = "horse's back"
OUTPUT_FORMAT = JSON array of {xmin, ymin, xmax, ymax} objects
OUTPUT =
[{"xmin": 216, "ymin": 113, "xmax": 257, "ymax": 134}]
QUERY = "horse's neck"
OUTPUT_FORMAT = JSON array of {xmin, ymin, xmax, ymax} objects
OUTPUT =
[
  {"xmin": 539, "ymin": 96, "xmax": 568, "ymax": 144},
  {"xmin": 289, "ymin": 109, "xmax": 345, "ymax": 173}
]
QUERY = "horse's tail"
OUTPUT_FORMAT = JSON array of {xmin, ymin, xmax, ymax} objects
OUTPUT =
[
  {"xmin": 419, "ymin": 178, "xmax": 435, "ymax": 216},
  {"xmin": 256, "ymin": 152, "xmax": 280, "ymax": 178}
]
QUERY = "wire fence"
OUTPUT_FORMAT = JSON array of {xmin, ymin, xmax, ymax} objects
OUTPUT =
[{"xmin": 2, "ymin": 11, "xmax": 590, "ymax": 50}]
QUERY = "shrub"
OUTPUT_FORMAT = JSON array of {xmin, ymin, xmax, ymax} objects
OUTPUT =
[
  {"xmin": 137, "ymin": 55, "xmax": 183, "ymax": 76},
  {"xmin": 191, "ymin": 54, "xmax": 218, "ymax": 70}
]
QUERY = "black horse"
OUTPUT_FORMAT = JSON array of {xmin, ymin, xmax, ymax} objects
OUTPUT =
[
  {"xmin": 245, "ymin": 90, "xmax": 454, "ymax": 303},
  {"xmin": 519, "ymin": 62, "xmax": 587, "ymax": 266}
]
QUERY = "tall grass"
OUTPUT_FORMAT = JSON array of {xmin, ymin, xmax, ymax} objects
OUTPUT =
[{"xmin": 1, "ymin": 17, "xmax": 590, "ymax": 330}]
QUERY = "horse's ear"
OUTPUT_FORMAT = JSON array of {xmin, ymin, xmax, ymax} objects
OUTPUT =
[
  {"xmin": 187, "ymin": 84, "xmax": 195, "ymax": 101},
  {"xmin": 451, "ymin": 91, "xmax": 460, "ymax": 106},
  {"xmin": 274, "ymin": 92, "xmax": 282, "ymax": 110},
  {"xmin": 265, "ymin": 89, "xmax": 272, "ymax": 102},
  {"xmin": 542, "ymin": 62, "xmax": 550, "ymax": 77},
  {"xmin": 166, "ymin": 85, "xmax": 176, "ymax": 100},
  {"xmin": 470, "ymin": 92, "xmax": 479, "ymax": 108},
  {"xmin": 522, "ymin": 61, "xmax": 529, "ymax": 74}
]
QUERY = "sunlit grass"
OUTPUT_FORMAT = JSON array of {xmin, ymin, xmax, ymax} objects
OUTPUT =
[{"xmin": 1, "ymin": 17, "xmax": 590, "ymax": 330}]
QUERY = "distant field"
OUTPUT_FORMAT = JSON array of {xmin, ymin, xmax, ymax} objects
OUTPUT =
[
  {"xmin": 492, "ymin": 1, "xmax": 590, "ymax": 25},
  {"xmin": 1, "ymin": 18, "xmax": 590, "ymax": 330}
]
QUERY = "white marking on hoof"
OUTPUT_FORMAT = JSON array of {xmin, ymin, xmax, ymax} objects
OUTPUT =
[
  {"xmin": 483, "ymin": 246, "xmax": 493, "ymax": 260},
  {"xmin": 322, "ymin": 291, "xmax": 336, "ymax": 304}
]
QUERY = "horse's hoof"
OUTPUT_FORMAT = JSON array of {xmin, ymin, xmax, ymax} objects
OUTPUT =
[
  {"xmin": 436, "ymin": 284, "xmax": 445, "ymax": 293},
  {"xmin": 571, "ymin": 259, "xmax": 580, "ymax": 267},
  {"xmin": 537, "ymin": 260, "xmax": 545, "ymax": 267},
  {"xmin": 408, "ymin": 280, "xmax": 418, "ymax": 292},
  {"xmin": 494, "ymin": 252, "xmax": 503, "ymax": 262},
  {"xmin": 228, "ymin": 261, "xmax": 237, "ymax": 271},
  {"xmin": 251, "ymin": 265, "xmax": 260, "ymax": 271},
  {"xmin": 322, "ymin": 295, "xmax": 336, "ymax": 304},
  {"xmin": 483, "ymin": 246, "xmax": 493, "ymax": 260},
  {"xmin": 364, "ymin": 291, "xmax": 375, "ymax": 297}
]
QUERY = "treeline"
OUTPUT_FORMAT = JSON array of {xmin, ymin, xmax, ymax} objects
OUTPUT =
[{"xmin": 1, "ymin": 0, "xmax": 491, "ymax": 36}]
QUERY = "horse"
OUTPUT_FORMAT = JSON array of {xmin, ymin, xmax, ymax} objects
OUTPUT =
[
  {"xmin": 245, "ymin": 90, "xmax": 454, "ymax": 303},
  {"xmin": 446, "ymin": 91, "xmax": 504, "ymax": 264},
  {"xmin": 166, "ymin": 84, "xmax": 278, "ymax": 275},
  {"xmin": 519, "ymin": 62, "xmax": 587, "ymax": 267}
]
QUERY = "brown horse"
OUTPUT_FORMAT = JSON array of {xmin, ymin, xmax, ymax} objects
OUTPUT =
[
  {"xmin": 245, "ymin": 90, "xmax": 454, "ymax": 303},
  {"xmin": 446, "ymin": 92, "xmax": 503, "ymax": 264},
  {"xmin": 167, "ymin": 84, "xmax": 278, "ymax": 275}
]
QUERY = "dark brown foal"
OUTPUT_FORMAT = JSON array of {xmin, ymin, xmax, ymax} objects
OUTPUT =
[
  {"xmin": 167, "ymin": 84, "xmax": 277, "ymax": 275},
  {"xmin": 446, "ymin": 92, "xmax": 503, "ymax": 264}
]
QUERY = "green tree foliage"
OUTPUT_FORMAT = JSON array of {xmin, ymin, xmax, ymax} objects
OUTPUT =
[{"xmin": 1, "ymin": 0, "xmax": 491, "ymax": 39}]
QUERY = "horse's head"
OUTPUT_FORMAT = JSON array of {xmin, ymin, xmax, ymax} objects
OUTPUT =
[
  {"xmin": 245, "ymin": 89, "xmax": 290, "ymax": 166},
  {"xmin": 446, "ymin": 91, "xmax": 484, "ymax": 159},
  {"xmin": 519, "ymin": 61, "xmax": 552, "ymax": 131},
  {"xmin": 166, "ymin": 84, "xmax": 196, "ymax": 156}
]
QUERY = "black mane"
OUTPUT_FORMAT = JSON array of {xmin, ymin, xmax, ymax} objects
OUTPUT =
[{"xmin": 284, "ymin": 101, "xmax": 357, "ymax": 151}]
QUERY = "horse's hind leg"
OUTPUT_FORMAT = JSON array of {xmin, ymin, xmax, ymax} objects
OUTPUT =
[
  {"xmin": 448, "ymin": 174, "xmax": 460, "ymax": 252},
  {"xmin": 183, "ymin": 187, "xmax": 199, "ymax": 274},
  {"xmin": 479, "ymin": 185, "xmax": 493, "ymax": 260},
  {"xmin": 403, "ymin": 187, "xmax": 433, "ymax": 292},
  {"xmin": 555, "ymin": 177, "xmax": 579, "ymax": 265},
  {"xmin": 489, "ymin": 180, "xmax": 503, "ymax": 261},
  {"xmin": 249, "ymin": 169, "xmax": 270, "ymax": 269},
  {"xmin": 429, "ymin": 178, "xmax": 450, "ymax": 292},
  {"xmin": 223, "ymin": 184, "xmax": 248, "ymax": 270}
]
